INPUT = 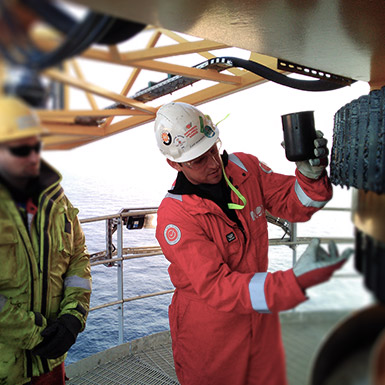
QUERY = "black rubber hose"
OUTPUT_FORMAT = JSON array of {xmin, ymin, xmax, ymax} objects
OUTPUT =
[
  {"xmin": 2, "ymin": 1, "xmax": 144, "ymax": 70},
  {"xmin": 20, "ymin": 0, "xmax": 77, "ymax": 34},
  {"xmin": 222, "ymin": 56, "xmax": 354, "ymax": 91},
  {"xmin": 29, "ymin": 13, "xmax": 116, "ymax": 69},
  {"xmin": 20, "ymin": 0, "xmax": 146, "ymax": 46},
  {"xmin": 96, "ymin": 18, "xmax": 146, "ymax": 45}
]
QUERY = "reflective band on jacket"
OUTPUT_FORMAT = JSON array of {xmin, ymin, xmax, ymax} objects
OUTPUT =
[
  {"xmin": 64, "ymin": 276, "xmax": 91, "ymax": 290},
  {"xmin": 165, "ymin": 192, "xmax": 183, "ymax": 201},
  {"xmin": 248, "ymin": 272, "xmax": 270, "ymax": 313},
  {"xmin": 228, "ymin": 153, "xmax": 248, "ymax": 172},
  {"xmin": 0, "ymin": 294, "xmax": 7, "ymax": 312},
  {"xmin": 295, "ymin": 180, "xmax": 328, "ymax": 208}
]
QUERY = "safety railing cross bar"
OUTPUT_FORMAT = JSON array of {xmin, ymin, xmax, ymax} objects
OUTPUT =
[
  {"xmin": 79, "ymin": 206, "xmax": 356, "ymax": 345},
  {"xmin": 90, "ymin": 249, "xmax": 163, "ymax": 267},
  {"xmin": 89, "ymin": 238, "xmax": 353, "ymax": 267},
  {"xmin": 269, "ymin": 237, "xmax": 354, "ymax": 246},
  {"xmin": 90, "ymin": 290, "xmax": 176, "ymax": 312},
  {"xmin": 80, "ymin": 207, "xmax": 159, "ymax": 224}
]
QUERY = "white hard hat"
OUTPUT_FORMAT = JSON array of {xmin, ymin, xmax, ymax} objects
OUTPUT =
[{"xmin": 154, "ymin": 102, "xmax": 219, "ymax": 162}]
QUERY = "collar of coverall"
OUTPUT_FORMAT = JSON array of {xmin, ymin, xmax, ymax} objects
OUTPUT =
[{"xmin": 169, "ymin": 150, "xmax": 247, "ymax": 210}]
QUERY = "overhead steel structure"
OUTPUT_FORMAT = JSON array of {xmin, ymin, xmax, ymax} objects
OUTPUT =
[{"xmin": 1, "ymin": 0, "xmax": 373, "ymax": 150}]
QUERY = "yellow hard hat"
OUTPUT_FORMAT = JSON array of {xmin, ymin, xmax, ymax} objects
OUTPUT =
[{"xmin": 0, "ymin": 96, "xmax": 47, "ymax": 144}]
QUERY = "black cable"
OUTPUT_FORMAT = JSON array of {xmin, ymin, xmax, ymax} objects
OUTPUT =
[
  {"xmin": 222, "ymin": 56, "xmax": 354, "ymax": 91},
  {"xmin": 29, "ymin": 13, "xmax": 115, "ymax": 69},
  {"xmin": 20, "ymin": 0, "xmax": 77, "ymax": 34},
  {"xmin": 0, "ymin": 1, "xmax": 140, "ymax": 70}
]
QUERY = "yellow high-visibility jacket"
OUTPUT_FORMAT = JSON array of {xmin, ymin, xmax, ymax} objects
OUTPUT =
[{"xmin": 0, "ymin": 161, "xmax": 91, "ymax": 385}]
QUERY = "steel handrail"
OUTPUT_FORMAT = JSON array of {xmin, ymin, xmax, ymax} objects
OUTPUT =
[{"xmin": 80, "ymin": 206, "xmax": 356, "ymax": 343}]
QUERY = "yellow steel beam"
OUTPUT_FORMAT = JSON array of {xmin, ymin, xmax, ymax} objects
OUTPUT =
[
  {"xmin": 33, "ymin": 30, "xmax": 241, "ymax": 84},
  {"xmin": 169, "ymin": 71, "xmax": 266, "ymax": 106},
  {"xmin": 32, "ymin": 29, "xmax": 228, "ymax": 62},
  {"xmin": 70, "ymin": 60, "xmax": 99, "ymax": 110},
  {"xmin": 43, "ymin": 123, "xmax": 105, "ymax": 136},
  {"xmin": 122, "ymin": 60, "xmax": 242, "ymax": 84},
  {"xmin": 104, "ymin": 114, "xmax": 156, "ymax": 136},
  {"xmin": 101, "ymin": 29, "xmax": 162, "ymax": 130},
  {"xmin": 120, "ymin": 40, "xmax": 229, "ymax": 61},
  {"xmin": 108, "ymin": 45, "xmax": 122, "ymax": 61},
  {"xmin": 158, "ymin": 28, "xmax": 246, "ymax": 76},
  {"xmin": 63, "ymin": 61, "xmax": 71, "ymax": 110},
  {"xmin": 43, "ymin": 68, "xmax": 156, "ymax": 113},
  {"xmin": 55, "ymin": 49, "xmax": 242, "ymax": 84},
  {"xmin": 38, "ymin": 109, "xmax": 148, "ymax": 119},
  {"xmin": 43, "ymin": 134, "xmax": 95, "ymax": 147},
  {"xmin": 120, "ymin": 29, "xmax": 163, "ymax": 97},
  {"xmin": 103, "ymin": 71, "xmax": 265, "ymax": 136},
  {"xmin": 27, "ymin": 25, "xmax": 282, "ymax": 150}
]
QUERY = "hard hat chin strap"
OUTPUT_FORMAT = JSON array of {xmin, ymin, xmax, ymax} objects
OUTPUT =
[{"xmin": 221, "ymin": 159, "xmax": 247, "ymax": 210}]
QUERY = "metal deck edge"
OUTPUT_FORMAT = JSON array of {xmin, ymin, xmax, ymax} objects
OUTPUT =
[{"xmin": 65, "ymin": 330, "xmax": 171, "ymax": 378}]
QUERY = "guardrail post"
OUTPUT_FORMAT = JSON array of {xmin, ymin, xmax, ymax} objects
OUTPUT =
[
  {"xmin": 290, "ymin": 222, "xmax": 298, "ymax": 266},
  {"xmin": 117, "ymin": 217, "xmax": 124, "ymax": 344}
]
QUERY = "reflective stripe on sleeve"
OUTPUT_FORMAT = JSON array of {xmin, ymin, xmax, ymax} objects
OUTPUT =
[
  {"xmin": 165, "ymin": 192, "xmax": 183, "ymax": 201},
  {"xmin": 228, "ymin": 154, "xmax": 248, "ymax": 172},
  {"xmin": 295, "ymin": 180, "xmax": 328, "ymax": 208},
  {"xmin": 0, "ymin": 294, "xmax": 7, "ymax": 312},
  {"xmin": 64, "ymin": 276, "xmax": 91, "ymax": 290},
  {"xmin": 248, "ymin": 272, "xmax": 270, "ymax": 313}
]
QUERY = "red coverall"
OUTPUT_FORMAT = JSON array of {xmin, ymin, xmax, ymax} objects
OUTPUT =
[{"xmin": 156, "ymin": 152, "xmax": 333, "ymax": 385}]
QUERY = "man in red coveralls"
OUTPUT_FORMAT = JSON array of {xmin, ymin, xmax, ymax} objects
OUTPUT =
[{"xmin": 154, "ymin": 102, "xmax": 352, "ymax": 385}]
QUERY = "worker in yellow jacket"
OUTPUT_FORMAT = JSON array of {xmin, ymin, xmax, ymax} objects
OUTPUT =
[{"xmin": 0, "ymin": 97, "xmax": 92, "ymax": 385}]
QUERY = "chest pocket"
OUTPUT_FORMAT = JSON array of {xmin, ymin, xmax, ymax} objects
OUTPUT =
[
  {"xmin": 62, "ymin": 214, "xmax": 75, "ymax": 256},
  {"xmin": 0, "ymin": 220, "xmax": 19, "ymax": 285},
  {"xmin": 222, "ymin": 229, "xmax": 244, "ymax": 269},
  {"xmin": 56, "ymin": 208, "xmax": 77, "ymax": 257},
  {"xmin": 202, "ymin": 212, "xmax": 245, "ymax": 270}
]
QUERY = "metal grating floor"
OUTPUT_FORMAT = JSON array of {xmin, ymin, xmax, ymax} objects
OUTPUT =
[
  {"xmin": 134, "ymin": 345, "xmax": 179, "ymax": 381},
  {"xmin": 66, "ymin": 354, "xmax": 178, "ymax": 385},
  {"xmin": 66, "ymin": 311, "xmax": 349, "ymax": 385}
]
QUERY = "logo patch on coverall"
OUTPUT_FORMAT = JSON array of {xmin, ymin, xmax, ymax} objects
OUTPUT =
[
  {"xmin": 226, "ymin": 232, "xmax": 236, "ymax": 243},
  {"xmin": 164, "ymin": 224, "xmax": 181, "ymax": 245}
]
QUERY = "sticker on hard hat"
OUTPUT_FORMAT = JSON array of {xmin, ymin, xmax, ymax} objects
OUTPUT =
[
  {"xmin": 164, "ymin": 224, "xmax": 181, "ymax": 245},
  {"xmin": 199, "ymin": 116, "xmax": 215, "ymax": 138},
  {"xmin": 162, "ymin": 131, "xmax": 172, "ymax": 146},
  {"xmin": 18, "ymin": 115, "xmax": 39, "ymax": 130},
  {"xmin": 174, "ymin": 135, "xmax": 187, "ymax": 149},
  {"xmin": 185, "ymin": 123, "xmax": 198, "ymax": 138}
]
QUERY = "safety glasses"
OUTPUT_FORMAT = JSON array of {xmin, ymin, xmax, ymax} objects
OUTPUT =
[
  {"xmin": 184, "ymin": 139, "xmax": 222, "ymax": 170},
  {"xmin": 7, "ymin": 142, "xmax": 42, "ymax": 157}
]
